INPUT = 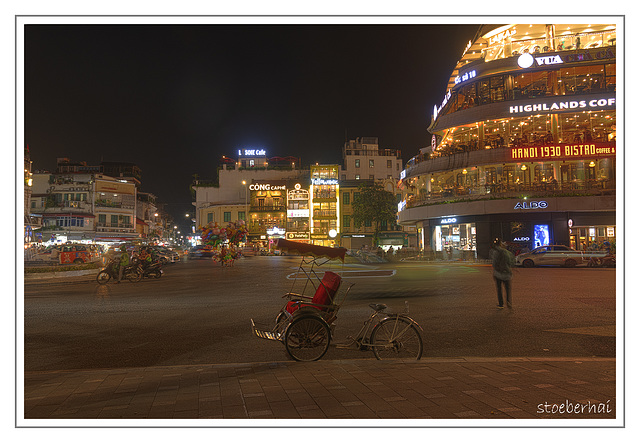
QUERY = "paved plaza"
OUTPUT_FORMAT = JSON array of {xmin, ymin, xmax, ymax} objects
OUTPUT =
[{"xmin": 23, "ymin": 357, "xmax": 616, "ymax": 421}]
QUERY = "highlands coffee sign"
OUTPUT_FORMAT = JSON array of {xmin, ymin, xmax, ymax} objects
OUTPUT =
[
  {"xmin": 510, "ymin": 142, "xmax": 615, "ymax": 161},
  {"xmin": 509, "ymin": 97, "xmax": 615, "ymax": 115}
]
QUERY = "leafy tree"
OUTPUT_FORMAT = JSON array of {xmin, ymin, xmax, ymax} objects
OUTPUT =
[{"xmin": 351, "ymin": 182, "xmax": 397, "ymax": 246}]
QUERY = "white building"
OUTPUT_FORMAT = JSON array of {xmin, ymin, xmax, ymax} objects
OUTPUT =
[
  {"xmin": 31, "ymin": 171, "xmax": 138, "ymax": 243},
  {"xmin": 341, "ymin": 137, "xmax": 404, "ymax": 181},
  {"xmin": 339, "ymin": 137, "xmax": 417, "ymax": 249},
  {"xmin": 192, "ymin": 151, "xmax": 305, "ymax": 230}
]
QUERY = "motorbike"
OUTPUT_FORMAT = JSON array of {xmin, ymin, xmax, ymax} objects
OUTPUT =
[
  {"xmin": 587, "ymin": 254, "xmax": 616, "ymax": 268},
  {"xmin": 132, "ymin": 257, "xmax": 163, "ymax": 279},
  {"xmin": 96, "ymin": 258, "xmax": 143, "ymax": 284}
]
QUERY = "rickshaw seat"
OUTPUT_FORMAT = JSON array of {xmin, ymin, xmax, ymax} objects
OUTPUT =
[{"xmin": 285, "ymin": 271, "xmax": 342, "ymax": 314}]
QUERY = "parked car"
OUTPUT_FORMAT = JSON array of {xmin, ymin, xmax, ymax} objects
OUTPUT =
[
  {"xmin": 188, "ymin": 245, "xmax": 216, "ymax": 259},
  {"xmin": 515, "ymin": 245, "xmax": 607, "ymax": 268}
]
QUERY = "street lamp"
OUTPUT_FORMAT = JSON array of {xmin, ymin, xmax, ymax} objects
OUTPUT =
[{"xmin": 242, "ymin": 180, "xmax": 248, "ymax": 221}]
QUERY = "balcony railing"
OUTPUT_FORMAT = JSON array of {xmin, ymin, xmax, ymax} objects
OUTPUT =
[
  {"xmin": 95, "ymin": 199, "xmax": 135, "ymax": 210},
  {"xmin": 96, "ymin": 223, "xmax": 134, "ymax": 232},
  {"xmin": 402, "ymin": 178, "xmax": 615, "ymax": 210},
  {"xmin": 250, "ymin": 205, "xmax": 286, "ymax": 212},
  {"xmin": 312, "ymin": 210, "xmax": 337, "ymax": 218}
]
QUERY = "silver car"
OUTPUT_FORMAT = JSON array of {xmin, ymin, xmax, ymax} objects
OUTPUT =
[{"xmin": 515, "ymin": 245, "xmax": 596, "ymax": 268}]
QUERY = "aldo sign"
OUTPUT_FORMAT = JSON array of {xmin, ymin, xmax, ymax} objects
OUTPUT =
[{"xmin": 514, "ymin": 200, "xmax": 548, "ymax": 210}]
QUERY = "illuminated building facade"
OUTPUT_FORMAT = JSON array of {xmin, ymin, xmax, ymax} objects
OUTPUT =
[
  {"xmin": 247, "ymin": 180, "xmax": 288, "ymax": 245},
  {"xmin": 309, "ymin": 164, "xmax": 340, "ymax": 246},
  {"xmin": 398, "ymin": 23, "xmax": 618, "ymax": 260},
  {"xmin": 286, "ymin": 180, "xmax": 311, "ymax": 242}
]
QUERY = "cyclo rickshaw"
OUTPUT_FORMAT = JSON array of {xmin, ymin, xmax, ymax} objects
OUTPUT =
[{"xmin": 251, "ymin": 239, "xmax": 423, "ymax": 362}]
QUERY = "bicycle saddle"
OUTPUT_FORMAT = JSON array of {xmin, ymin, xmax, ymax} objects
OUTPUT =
[{"xmin": 369, "ymin": 303, "xmax": 388, "ymax": 312}]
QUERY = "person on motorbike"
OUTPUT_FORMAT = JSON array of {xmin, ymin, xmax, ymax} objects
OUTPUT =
[
  {"xmin": 138, "ymin": 247, "xmax": 152, "ymax": 268},
  {"xmin": 115, "ymin": 245, "xmax": 130, "ymax": 284}
]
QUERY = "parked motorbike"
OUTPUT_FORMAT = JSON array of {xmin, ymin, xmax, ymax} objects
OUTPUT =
[
  {"xmin": 96, "ymin": 258, "xmax": 143, "ymax": 284},
  {"xmin": 587, "ymin": 254, "xmax": 616, "ymax": 268},
  {"xmin": 132, "ymin": 257, "xmax": 164, "ymax": 279}
]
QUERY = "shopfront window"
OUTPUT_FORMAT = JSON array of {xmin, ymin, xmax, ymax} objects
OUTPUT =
[
  {"xmin": 570, "ymin": 225, "xmax": 616, "ymax": 251},
  {"xmin": 433, "ymin": 223, "xmax": 477, "ymax": 256}
]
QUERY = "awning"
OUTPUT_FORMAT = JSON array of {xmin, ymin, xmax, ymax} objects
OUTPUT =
[
  {"xmin": 42, "ymin": 213, "xmax": 95, "ymax": 218},
  {"xmin": 275, "ymin": 239, "xmax": 347, "ymax": 262},
  {"xmin": 95, "ymin": 233, "xmax": 141, "ymax": 242}
]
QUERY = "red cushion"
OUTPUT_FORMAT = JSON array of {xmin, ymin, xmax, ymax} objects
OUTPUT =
[{"xmin": 286, "ymin": 271, "xmax": 341, "ymax": 314}]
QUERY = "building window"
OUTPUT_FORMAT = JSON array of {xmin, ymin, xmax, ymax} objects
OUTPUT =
[
  {"xmin": 355, "ymin": 175, "xmax": 360, "ymax": 180},
  {"xmin": 343, "ymin": 192, "xmax": 350, "ymax": 205},
  {"xmin": 238, "ymin": 211, "xmax": 245, "ymax": 221},
  {"xmin": 343, "ymin": 215, "xmax": 351, "ymax": 228},
  {"xmin": 369, "ymin": 159, "xmax": 374, "ymax": 168},
  {"xmin": 387, "ymin": 160, "xmax": 392, "ymax": 168},
  {"xmin": 98, "ymin": 214, "xmax": 106, "ymax": 225},
  {"xmin": 224, "ymin": 212, "xmax": 231, "ymax": 222},
  {"xmin": 364, "ymin": 219, "xmax": 372, "ymax": 228},
  {"xmin": 111, "ymin": 215, "xmax": 118, "ymax": 225},
  {"xmin": 369, "ymin": 175, "xmax": 375, "ymax": 180},
  {"xmin": 355, "ymin": 159, "xmax": 361, "ymax": 168},
  {"xmin": 207, "ymin": 212, "xmax": 213, "ymax": 223}
]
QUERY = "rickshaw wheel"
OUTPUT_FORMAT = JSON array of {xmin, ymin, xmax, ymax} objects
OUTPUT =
[{"xmin": 284, "ymin": 314, "xmax": 331, "ymax": 362}]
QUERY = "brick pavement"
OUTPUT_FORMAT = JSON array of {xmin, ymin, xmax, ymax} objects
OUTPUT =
[{"xmin": 22, "ymin": 357, "xmax": 617, "ymax": 422}]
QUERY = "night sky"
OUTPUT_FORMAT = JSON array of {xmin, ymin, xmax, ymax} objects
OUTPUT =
[{"xmin": 24, "ymin": 23, "xmax": 480, "ymax": 226}]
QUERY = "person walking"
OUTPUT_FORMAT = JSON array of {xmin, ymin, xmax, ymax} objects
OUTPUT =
[{"xmin": 490, "ymin": 238, "xmax": 515, "ymax": 308}]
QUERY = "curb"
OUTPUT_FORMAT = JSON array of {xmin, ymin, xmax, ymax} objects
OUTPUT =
[{"xmin": 24, "ymin": 269, "xmax": 99, "ymax": 280}]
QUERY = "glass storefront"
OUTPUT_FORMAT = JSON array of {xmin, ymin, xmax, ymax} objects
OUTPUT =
[
  {"xmin": 569, "ymin": 225, "xmax": 616, "ymax": 252},
  {"xmin": 433, "ymin": 222, "xmax": 477, "ymax": 256}
]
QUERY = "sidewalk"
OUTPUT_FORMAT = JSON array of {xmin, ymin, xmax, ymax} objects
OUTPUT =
[{"xmin": 23, "ymin": 357, "xmax": 616, "ymax": 421}]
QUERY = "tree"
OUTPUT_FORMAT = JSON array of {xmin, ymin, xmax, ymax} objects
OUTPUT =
[{"xmin": 351, "ymin": 182, "xmax": 397, "ymax": 246}]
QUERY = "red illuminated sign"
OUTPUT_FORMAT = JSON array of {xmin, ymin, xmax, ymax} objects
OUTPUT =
[{"xmin": 510, "ymin": 143, "xmax": 616, "ymax": 161}]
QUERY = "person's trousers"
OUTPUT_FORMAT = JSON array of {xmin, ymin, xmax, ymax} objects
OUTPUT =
[
  {"xmin": 495, "ymin": 277, "xmax": 512, "ymax": 307},
  {"xmin": 118, "ymin": 265, "xmax": 124, "ymax": 282}
]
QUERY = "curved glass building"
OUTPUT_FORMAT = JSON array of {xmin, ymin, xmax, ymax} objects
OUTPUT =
[{"xmin": 397, "ymin": 23, "xmax": 617, "ymax": 260}]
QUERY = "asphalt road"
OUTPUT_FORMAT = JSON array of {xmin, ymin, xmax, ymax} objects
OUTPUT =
[{"xmin": 22, "ymin": 256, "xmax": 617, "ymax": 371}]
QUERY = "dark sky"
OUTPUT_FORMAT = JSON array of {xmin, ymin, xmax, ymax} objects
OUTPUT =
[{"xmin": 24, "ymin": 24, "xmax": 480, "ymax": 225}]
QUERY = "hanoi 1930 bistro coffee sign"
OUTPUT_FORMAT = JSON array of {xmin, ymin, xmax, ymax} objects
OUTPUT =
[{"xmin": 510, "ymin": 142, "xmax": 615, "ymax": 161}]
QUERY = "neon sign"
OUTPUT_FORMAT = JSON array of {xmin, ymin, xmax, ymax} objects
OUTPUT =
[
  {"xmin": 518, "ymin": 53, "xmax": 563, "ymax": 69},
  {"xmin": 441, "ymin": 217, "xmax": 457, "ymax": 224},
  {"xmin": 238, "ymin": 149, "xmax": 266, "ymax": 156},
  {"xmin": 510, "ymin": 143, "xmax": 615, "ymax": 161},
  {"xmin": 509, "ymin": 97, "xmax": 615, "ymax": 114},
  {"xmin": 311, "ymin": 178, "xmax": 339, "ymax": 185},
  {"xmin": 249, "ymin": 183, "xmax": 286, "ymax": 191},
  {"xmin": 267, "ymin": 227, "xmax": 285, "ymax": 236},
  {"xmin": 488, "ymin": 27, "xmax": 516, "ymax": 45},
  {"xmin": 513, "ymin": 236, "xmax": 531, "ymax": 242},
  {"xmin": 433, "ymin": 89, "xmax": 452, "ymax": 120},
  {"xmin": 454, "ymin": 69, "xmax": 477, "ymax": 85},
  {"xmin": 514, "ymin": 201, "xmax": 548, "ymax": 210}
]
